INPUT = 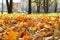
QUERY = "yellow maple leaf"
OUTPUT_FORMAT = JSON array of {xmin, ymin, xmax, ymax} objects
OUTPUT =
[
  {"xmin": 4, "ymin": 29, "xmax": 18, "ymax": 40},
  {"xmin": 0, "ymin": 19, "xmax": 4, "ymax": 23},
  {"xmin": 50, "ymin": 17, "xmax": 55, "ymax": 21}
]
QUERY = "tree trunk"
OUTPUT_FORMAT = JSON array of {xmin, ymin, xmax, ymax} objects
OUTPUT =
[
  {"xmin": 28, "ymin": 0, "xmax": 31, "ymax": 14},
  {"xmin": 6, "ymin": 0, "xmax": 13, "ymax": 13},
  {"xmin": 55, "ymin": 0, "xmax": 57, "ymax": 12},
  {"xmin": 1, "ymin": 0, "xmax": 3, "ymax": 14},
  {"xmin": 44, "ymin": 0, "xmax": 48, "ymax": 13},
  {"xmin": 37, "ymin": 0, "xmax": 40, "ymax": 13}
]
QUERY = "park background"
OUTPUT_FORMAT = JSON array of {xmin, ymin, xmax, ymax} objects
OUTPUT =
[{"xmin": 0, "ymin": 0, "xmax": 60, "ymax": 14}]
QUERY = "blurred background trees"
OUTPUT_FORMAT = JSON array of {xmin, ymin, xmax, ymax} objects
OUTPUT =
[{"xmin": 0, "ymin": 0, "xmax": 59, "ymax": 13}]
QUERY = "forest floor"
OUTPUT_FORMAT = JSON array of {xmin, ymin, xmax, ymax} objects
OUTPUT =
[{"xmin": 0, "ymin": 12, "xmax": 60, "ymax": 40}]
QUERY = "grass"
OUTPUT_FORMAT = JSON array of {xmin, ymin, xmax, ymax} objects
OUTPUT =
[{"xmin": 0, "ymin": 12, "xmax": 60, "ymax": 16}]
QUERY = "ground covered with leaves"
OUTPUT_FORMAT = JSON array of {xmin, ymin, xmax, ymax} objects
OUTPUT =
[{"xmin": 0, "ymin": 14, "xmax": 60, "ymax": 40}]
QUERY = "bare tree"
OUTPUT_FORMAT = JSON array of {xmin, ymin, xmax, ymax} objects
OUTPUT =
[
  {"xmin": 28, "ymin": 0, "xmax": 31, "ymax": 14},
  {"xmin": 36, "ymin": 0, "xmax": 40, "ymax": 13},
  {"xmin": 1, "ymin": 0, "xmax": 3, "ymax": 14},
  {"xmin": 55, "ymin": 0, "xmax": 57, "ymax": 12},
  {"xmin": 34, "ymin": 0, "xmax": 40, "ymax": 13},
  {"xmin": 6, "ymin": 0, "xmax": 13, "ymax": 13},
  {"xmin": 43, "ymin": 0, "xmax": 49, "ymax": 13}
]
